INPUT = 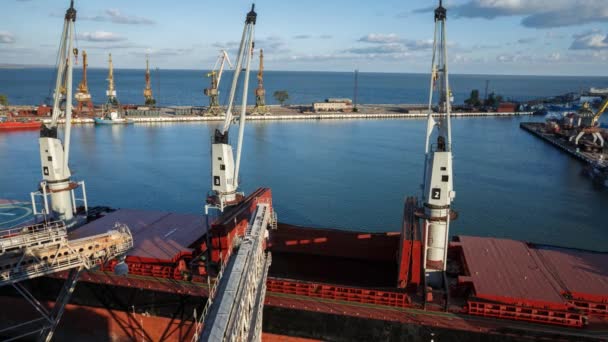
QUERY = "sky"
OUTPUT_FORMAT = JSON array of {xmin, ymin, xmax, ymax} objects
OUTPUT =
[{"xmin": 1, "ymin": 0, "xmax": 607, "ymax": 76}]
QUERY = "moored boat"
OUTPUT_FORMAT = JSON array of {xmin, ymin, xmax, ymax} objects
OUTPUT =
[
  {"xmin": 93, "ymin": 111, "xmax": 133, "ymax": 125},
  {"xmin": 0, "ymin": 118, "xmax": 42, "ymax": 130}
]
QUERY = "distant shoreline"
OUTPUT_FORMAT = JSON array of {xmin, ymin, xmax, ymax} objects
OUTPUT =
[
  {"xmin": 4, "ymin": 103, "xmax": 536, "ymax": 124},
  {"xmin": 1, "ymin": 66, "xmax": 607, "ymax": 78},
  {"xmin": 36, "ymin": 111, "xmax": 534, "ymax": 125}
]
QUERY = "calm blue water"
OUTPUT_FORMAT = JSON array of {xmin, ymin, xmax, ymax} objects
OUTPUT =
[
  {"xmin": 1, "ymin": 116, "xmax": 607, "ymax": 251},
  {"xmin": 2, "ymin": 68, "xmax": 608, "ymax": 106},
  {"xmin": 1, "ymin": 70, "xmax": 608, "ymax": 250}
]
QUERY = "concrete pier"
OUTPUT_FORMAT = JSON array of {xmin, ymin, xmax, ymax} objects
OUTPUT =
[
  {"xmin": 44, "ymin": 111, "xmax": 533, "ymax": 125},
  {"xmin": 520, "ymin": 122, "xmax": 607, "ymax": 166}
]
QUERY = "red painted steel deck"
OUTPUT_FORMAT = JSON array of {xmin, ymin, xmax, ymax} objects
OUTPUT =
[
  {"xmin": 456, "ymin": 235, "xmax": 566, "ymax": 308},
  {"xmin": 456, "ymin": 235, "xmax": 608, "ymax": 311},
  {"xmin": 69, "ymin": 209, "xmax": 208, "ymax": 263},
  {"xmin": 536, "ymin": 245, "xmax": 608, "ymax": 303}
]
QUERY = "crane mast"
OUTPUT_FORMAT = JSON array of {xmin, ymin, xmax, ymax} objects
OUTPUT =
[
  {"xmin": 206, "ymin": 4, "xmax": 257, "ymax": 213},
  {"xmin": 36, "ymin": 0, "xmax": 81, "ymax": 225},
  {"xmin": 253, "ymin": 48, "xmax": 268, "ymax": 114},
  {"xmin": 106, "ymin": 53, "xmax": 118, "ymax": 105},
  {"xmin": 144, "ymin": 54, "xmax": 155, "ymax": 106},
  {"xmin": 421, "ymin": 0, "xmax": 456, "ymax": 290},
  {"xmin": 204, "ymin": 50, "xmax": 233, "ymax": 116},
  {"xmin": 74, "ymin": 50, "xmax": 93, "ymax": 114}
]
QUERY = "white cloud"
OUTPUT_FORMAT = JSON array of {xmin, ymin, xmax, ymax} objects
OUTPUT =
[
  {"xmin": 0, "ymin": 31, "xmax": 15, "ymax": 44},
  {"xmin": 75, "ymin": 9, "xmax": 155, "ymax": 25},
  {"xmin": 358, "ymin": 33, "xmax": 401, "ymax": 44},
  {"xmin": 347, "ymin": 43, "xmax": 406, "ymax": 54},
  {"xmin": 78, "ymin": 31, "xmax": 126, "ymax": 42},
  {"xmin": 449, "ymin": 0, "xmax": 608, "ymax": 28},
  {"xmin": 570, "ymin": 30, "xmax": 608, "ymax": 50},
  {"xmin": 213, "ymin": 37, "xmax": 290, "ymax": 58},
  {"xmin": 517, "ymin": 37, "xmax": 537, "ymax": 44}
]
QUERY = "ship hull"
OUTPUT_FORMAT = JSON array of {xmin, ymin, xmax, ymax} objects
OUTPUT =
[
  {"xmin": 1, "ymin": 192, "xmax": 606, "ymax": 341},
  {"xmin": 0, "ymin": 121, "xmax": 42, "ymax": 130}
]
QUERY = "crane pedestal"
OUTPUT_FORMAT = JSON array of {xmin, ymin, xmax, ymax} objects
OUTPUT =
[{"xmin": 75, "ymin": 96, "xmax": 93, "ymax": 115}]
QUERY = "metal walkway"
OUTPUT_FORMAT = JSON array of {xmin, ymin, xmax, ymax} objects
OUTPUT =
[
  {"xmin": 0, "ymin": 220, "xmax": 133, "ymax": 341},
  {"xmin": 195, "ymin": 203, "xmax": 272, "ymax": 342}
]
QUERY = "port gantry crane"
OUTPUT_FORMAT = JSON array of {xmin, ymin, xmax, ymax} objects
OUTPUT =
[
  {"xmin": 419, "ymin": 0, "xmax": 457, "ymax": 307},
  {"xmin": 206, "ymin": 5, "xmax": 257, "ymax": 214},
  {"xmin": 253, "ymin": 48, "xmax": 269, "ymax": 115},
  {"xmin": 204, "ymin": 50, "xmax": 233, "ymax": 116},
  {"xmin": 106, "ymin": 53, "xmax": 119, "ymax": 106},
  {"xmin": 143, "ymin": 54, "xmax": 156, "ymax": 106},
  {"xmin": 570, "ymin": 97, "xmax": 608, "ymax": 150},
  {"xmin": 6, "ymin": 2, "xmax": 134, "ymax": 341},
  {"xmin": 74, "ymin": 50, "xmax": 93, "ymax": 114},
  {"xmin": 194, "ymin": 5, "xmax": 273, "ymax": 342}
]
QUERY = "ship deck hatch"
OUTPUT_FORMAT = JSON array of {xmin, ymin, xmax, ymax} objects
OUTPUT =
[
  {"xmin": 69, "ymin": 209, "xmax": 209, "ymax": 263},
  {"xmin": 456, "ymin": 235, "xmax": 608, "ymax": 309}
]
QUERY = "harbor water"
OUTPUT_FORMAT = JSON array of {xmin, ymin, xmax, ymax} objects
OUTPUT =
[{"xmin": 1, "ymin": 116, "xmax": 607, "ymax": 251}]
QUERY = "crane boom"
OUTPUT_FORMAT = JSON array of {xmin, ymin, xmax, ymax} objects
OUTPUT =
[
  {"xmin": 204, "ymin": 50, "xmax": 233, "ymax": 116},
  {"xmin": 216, "ymin": 49, "xmax": 233, "ymax": 89},
  {"xmin": 144, "ymin": 54, "xmax": 155, "ymax": 106},
  {"xmin": 421, "ymin": 0, "xmax": 456, "ymax": 291},
  {"xmin": 207, "ymin": 4, "xmax": 257, "ymax": 213},
  {"xmin": 77, "ymin": 50, "xmax": 88, "ymax": 94},
  {"xmin": 592, "ymin": 97, "xmax": 608, "ymax": 126},
  {"xmin": 37, "ymin": 0, "xmax": 79, "ymax": 224}
]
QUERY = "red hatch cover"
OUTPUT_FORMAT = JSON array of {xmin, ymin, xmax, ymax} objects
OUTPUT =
[
  {"xmin": 458, "ymin": 235, "xmax": 566, "ymax": 308},
  {"xmin": 69, "ymin": 209, "xmax": 208, "ymax": 263}
]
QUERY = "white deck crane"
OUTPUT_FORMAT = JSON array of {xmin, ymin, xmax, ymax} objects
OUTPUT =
[
  {"xmin": 421, "ymin": 0, "xmax": 456, "ymax": 291},
  {"xmin": 205, "ymin": 50, "xmax": 234, "ymax": 115},
  {"xmin": 32, "ymin": 0, "xmax": 88, "ymax": 227},
  {"xmin": 206, "ymin": 5, "xmax": 257, "ymax": 213}
]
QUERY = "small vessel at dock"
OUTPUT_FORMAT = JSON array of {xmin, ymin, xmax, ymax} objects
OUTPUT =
[
  {"xmin": 0, "ymin": 115, "xmax": 42, "ymax": 130},
  {"xmin": 93, "ymin": 111, "xmax": 133, "ymax": 125}
]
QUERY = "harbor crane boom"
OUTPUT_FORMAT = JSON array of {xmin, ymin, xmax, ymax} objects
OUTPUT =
[
  {"xmin": 144, "ymin": 54, "xmax": 155, "ymax": 106},
  {"xmin": 215, "ymin": 49, "xmax": 233, "ymax": 89},
  {"xmin": 35, "ymin": 0, "xmax": 87, "ymax": 226},
  {"xmin": 592, "ymin": 97, "xmax": 608, "ymax": 127},
  {"xmin": 421, "ymin": 0, "xmax": 456, "ymax": 293},
  {"xmin": 205, "ymin": 50, "xmax": 233, "ymax": 115},
  {"xmin": 206, "ymin": 4, "xmax": 257, "ymax": 213}
]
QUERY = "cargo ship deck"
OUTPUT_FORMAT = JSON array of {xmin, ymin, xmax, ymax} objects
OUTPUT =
[{"xmin": 1, "ymin": 193, "xmax": 607, "ymax": 341}]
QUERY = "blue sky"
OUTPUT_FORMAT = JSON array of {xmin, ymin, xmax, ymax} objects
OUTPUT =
[{"xmin": 1, "ymin": 0, "xmax": 607, "ymax": 75}]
